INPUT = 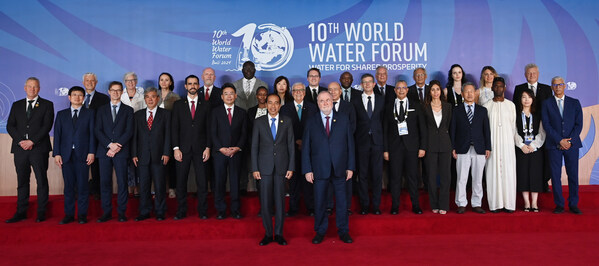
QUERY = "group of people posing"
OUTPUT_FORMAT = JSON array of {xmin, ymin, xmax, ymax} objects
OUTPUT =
[{"xmin": 5, "ymin": 61, "xmax": 583, "ymax": 246}]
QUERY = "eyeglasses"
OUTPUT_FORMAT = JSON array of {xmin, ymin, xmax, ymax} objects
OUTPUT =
[
  {"xmin": 125, "ymin": 79, "xmax": 137, "ymax": 82},
  {"xmin": 552, "ymin": 83, "xmax": 565, "ymax": 87},
  {"xmin": 395, "ymin": 86, "xmax": 408, "ymax": 90}
]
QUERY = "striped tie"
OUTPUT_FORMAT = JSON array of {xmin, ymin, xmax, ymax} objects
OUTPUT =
[{"xmin": 467, "ymin": 105, "xmax": 473, "ymax": 124}]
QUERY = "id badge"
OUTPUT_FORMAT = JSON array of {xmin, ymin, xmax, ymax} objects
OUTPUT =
[
  {"xmin": 524, "ymin": 135, "xmax": 533, "ymax": 145},
  {"xmin": 398, "ymin": 121, "xmax": 408, "ymax": 136}
]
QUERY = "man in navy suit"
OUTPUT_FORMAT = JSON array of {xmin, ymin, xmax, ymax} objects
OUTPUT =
[
  {"xmin": 303, "ymin": 91, "xmax": 355, "ymax": 244},
  {"xmin": 280, "ymin": 82, "xmax": 318, "ymax": 217},
  {"xmin": 542, "ymin": 76, "xmax": 583, "ymax": 215},
  {"xmin": 53, "ymin": 86, "xmax": 96, "ymax": 224},
  {"xmin": 95, "ymin": 81, "xmax": 134, "ymax": 222},
  {"xmin": 211, "ymin": 83, "xmax": 247, "ymax": 219},
  {"xmin": 352, "ymin": 73, "xmax": 385, "ymax": 215},
  {"xmin": 450, "ymin": 82, "xmax": 491, "ymax": 214},
  {"xmin": 305, "ymin": 68, "xmax": 328, "ymax": 104},
  {"xmin": 252, "ymin": 94, "xmax": 294, "ymax": 246},
  {"xmin": 131, "ymin": 87, "xmax": 171, "ymax": 221},
  {"xmin": 6, "ymin": 77, "xmax": 54, "ymax": 223}
]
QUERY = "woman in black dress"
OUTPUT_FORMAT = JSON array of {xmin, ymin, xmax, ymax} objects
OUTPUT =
[{"xmin": 444, "ymin": 64, "xmax": 467, "ymax": 107}]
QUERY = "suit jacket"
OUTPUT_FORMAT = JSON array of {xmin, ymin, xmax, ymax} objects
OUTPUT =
[
  {"xmin": 542, "ymin": 96, "xmax": 583, "ymax": 150},
  {"xmin": 171, "ymin": 97, "xmax": 212, "ymax": 154},
  {"xmin": 374, "ymin": 84, "xmax": 396, "ymax": 108},
  {"xmin": 7, "ymin": 97, "xmax": 54, "ymax": 153},
  {"xmin": 280, "ymin": 101, "xmax": 319, "ymax": 142},
  {"xmin": 423, "ymin": 102, "xmax": 453, "ymax": 153},
  {"xmin": 158, "ymin": 90, "xmax": 180, "ymax": 111},
  {"xmin": 131, "ymin": 107, "xmax": 171, "ymax": 165},
  {"xmin": 450, "ymin": 103, "xmax": 491, "ymax": 155},
  {"xmin": 340, "ymin": 87, "xmax": 362, "ymax": 102},
  {"xmin": 351, "ymin": 93, "xmax": 385, "ymax": 150},
  {"xmin": 87, "ymin": 91, "xmax": 110, "ymax": 110},
  {"xmin": 408, "ymin": 84, "xmax": 431, "ymax": 104},
  {"xmin": 383, "ymin": 98, "xmax": 428, "ymax": 152},
  {"xmin": 94, "ymin": 102, "xmax": 134, "ymax": 158},
  {"xmin": 53, "ymin": 107, "xmax": 96, "ymax": 162},
  {"xmin": 335, "ymin": 100, "xmax": 357, "ymax": 134},
  {"xmin": 199, "ymin": 86, "xmax": 223, "ymax": 109},
  {"xmin": 251, "ymin": 114, "xmax": 295, "ymax": 176},
  {"xmin": 233, "ymin": 78, "xmax": 268, "ymax": 110},
  {"xmin": 211, "ymin": 105, "xmax": 248, "ymax": 153},
  {"xmin": 513, "ymin": 83, "xmax": 552, "ymax": 114},
  {"xmin": 305, "ymin": 86, "xmax": 328, "ymax": 104},
  {"xmin": 302, "ymin": 112, "xmax": 356, "ymax": 179}
]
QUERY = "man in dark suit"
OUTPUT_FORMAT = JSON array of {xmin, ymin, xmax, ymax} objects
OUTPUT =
[
  {"xmin": 303, "ymin": 91, "xmax": 355, "ymax": 244},
  {"xmin": 305, "ymin": 68, "xmax": 328, "ymax": 104},
  {"xmin": 171, "ymin": 75, "xmax": 212, "ymax": 220},
  {"xmin": 95, "ymin": 81, "xmax": 134, "ymax": 222},
  {"xmin": 6, "ymin": 77, "xmax": 54, "ymax": 223},
  {"xmin": 82, "ymin": 73, "xmax": 110, "ymax": 200},
  {"xmin": 53, "ymin": 86, "xmax": 96, "ymax": 225},
  {"xmin": 131, "ymin": 87, "xmax": 171, "ymax": 221},
  {"xmin": 542, "ymin": 76, "xmax": 583, "ymax": 215},
  {"xmin": 199, "ymin": 67, "xmax": 222, "ymax": 193},
  {"xmin": 407, "ymin": 67, "xmax": 430, "ymax": 104},
  {"xmin": 339, "ymin": 72, "xmax": 362, "ymax": 103},
  {"xmin": 233, "ymin": 61, "xmax": 268, "ymax": 110},
  {"xmin": 211, "ymin": 83, "xmax": 247, "ymax": 219},
  {"xmin": 280, "ymin": 82, "xmax": 318, "ymax": 217},
  {"xmin": 252, "ymin": 94, "xmax": 294, "ymax": 246},
  {"xmin": 375, "ymin": 66, "xmax": 396, "ymax": 108},
  {"xmin": 352, "ymin": 73, "xmax": 385, "ymax": 215},
  {"xmin": 384, "ymin": 80, "xmax": 428, "ymax": 215},
  {"xmin": 450, "ymin": 82, "xmax": 491, "ymax": 214}
]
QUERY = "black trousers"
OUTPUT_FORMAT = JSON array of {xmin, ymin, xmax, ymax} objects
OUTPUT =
[
  {"xmin": 14, "ymin": 150, "xmax": 49, "ymax": 215},
  {"xmin": 138, "ymin": 161, "xmax": 166, "ymax": 216},
  {"xmin": 288, "ymin": 149, "xmax": 314, "ymax": 213},
  {"xmin": 388, "ymin": 145, "xmax": 420, "ymax": 209},
  {"xmin": 259, "ymin": 174, "xmax": 285, "ymax": 237},
  {"xmin": 357, "ymin": 145, "xmax": 383, "ymax": 210},
  {"xmin": 175, "ymin": 152, "xmax": 207, "ymax": 216},
  {"xmin": 425, "ymin": 151, "xmax": 451, "ymax": 211},
  {"xmin": 213, "ymin": 152, "xmax": 242, "ymax": 213}
]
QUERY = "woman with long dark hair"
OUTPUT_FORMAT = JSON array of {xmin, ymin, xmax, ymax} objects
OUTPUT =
[
  {"xmin": 157, "ymin": 72, "xmax": 180, "ymax": 198},
  {"xmin": 444, "ymin": 64, "xmax": 467, "ymax": 107}
]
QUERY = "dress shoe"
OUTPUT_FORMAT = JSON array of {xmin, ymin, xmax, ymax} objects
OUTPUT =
[
  {"xmin": 553, "ymin": 206, "xmax": 565, "ymax": 214},
  {"xmin": 259, "ymin": 235, "xmax": 272, "ymax": 246},
  {"xmin": 569, "ymin": 206, "xmax": 582, "ymax": 215},
  {"xmin": 473, "ymin": 207, "xmax": 486, "ymax": 214},
  {"xmin": 36, "ymin": 213, "xmax": 46, "ymax": 223},
  {"xmin": 373, "ymin": 209, "xmax": 382, "ymax": 215},
  {"xmin": 359, "ymin": 209, "xmax": 369, "ymax": 215},
  {"xmin": 286, "ymin": 211, "xmax": 297, "ymax": 217},
  {"xmin": 490, "ymin": 209, "xmax": 501, "ymax": 213},
  {"xmin": 135, "ymin": 214, "xmax": 150, "ymax": 221},
  {"xmin": 504, "ymin": 208, "xmax": 514, "ymax": 213},
  {"xmin": 118, "ymin": 214, "xmax": 127, "ymax": 222},
  {"xmin": 347, "ymin": 209, "xmax": 353, "ymax": 216},
  {"xmin": 231, "ymin": 212, "xmax": 242, "ymax": 219},
  {"xmin": 78, "ymin": 215, "xmax": 88, "ymax": 224},
  {"xmin": 274, "ymin": 235, "xmax": 287, "ymax": 245},
  {"xmin": 97, "ymin": 213, "xmax": 112, "ymax": 223},
  {"xmin": 174, "ymin": 213, "xmax": 186, "ymax": 220},
  {"xmin": 339, "ymin": 233, "xmax": 353, "ymax": 243},
  {"xmin": 390, "ymin": 208, "xmax": 399, "ymax": 215},
  {"xmin": 308, "ymin": 210, "xmax": 315, "ymax": 216},
  {"xmin": 59, "ymin": 216, "xmax": 75, "ymax": 225},
  {"xmin": 457, "ymin": 207, "xmax": 466, "ymax": 214},
  {"xmin": 312, "ymin": 234, "xmax": 325, "ymax": 244},
  {"xmin": 156, "ymin": 214, "xmax": 165, "ymax": 221},
  {"xmin": 412, "ymin": 207, "xmax": 423, "ymax": 214},
  {"xmin": 216, "ymin": 212, "xmax": 226, "ymax": 220},
  {"xmin": 326, "ymin": 208, "xmax": 333, "ymax": 216},
  {"xmin": 6, "ymin": 213, "xmax": 26, "ymax": 223},
  {"xmin": 199, "ymin": 213, "xmax": 208, "ymax": 219}
]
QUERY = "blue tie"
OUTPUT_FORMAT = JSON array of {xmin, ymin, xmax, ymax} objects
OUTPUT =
[
  {"xmin": 271, "ymin": 117, "xmax": 277, "ymax": 140},
  {"xmin": 84, "ymin": 93, "xmax": 90, "ymax": 108},
  {"xmin": 558, "ymin": 99, "xmax": 564, "ymax": 118},
  {"xmin": 467, "ymin": 105, "xmax": 473, "ymax": 124},
  {"xmin": 297, "ymin": 104, "xmax": 302, "ymax": 120}
]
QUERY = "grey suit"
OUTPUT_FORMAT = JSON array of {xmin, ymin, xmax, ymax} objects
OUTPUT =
[
  {"xmin": 233, "ymin": 78, "xmax": 268, "ymax": 111},
  {"xmin": 251, "ymin": 114, "xmax": 294, "ymax": 237}
]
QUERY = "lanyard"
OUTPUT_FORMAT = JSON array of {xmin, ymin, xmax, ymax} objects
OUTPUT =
[
  {"xmin": 521, "ymin": 112, "xmax": 533, "ymax": 136},
  {"xmin": 393, "ymin": 100, "xmax": 408, "ymax": 123}
]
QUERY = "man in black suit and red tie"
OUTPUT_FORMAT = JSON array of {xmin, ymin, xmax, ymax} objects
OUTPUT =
[
  {"xmin": 171, "ymin": 75, "xmax": 212, "ymax": 220},
  {"xmin": 131, "ymin": 87, "xmax": 171, "ymax": 221},
  {"xmin": 305, "ymin": 68, "xmax": 327, "ymax": 104},
  {"xmin": 199, "ymin": 67, "xmax": 222, "ymax": 193},
  {"xmin": 252, "ymin": 94, "xmax": 294, "ymax": 246},
  {"xmin": 211, "ymin": 83, "xmax": 247, "ymax": 220},
  {"xmin": 6, "ymin": 77, "xmax": 54, "ymax": 223}
]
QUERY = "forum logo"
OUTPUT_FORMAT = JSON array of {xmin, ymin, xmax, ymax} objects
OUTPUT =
[{"xmin": 231, "ymin": 23, "xmax": 294, "ymax": 71}]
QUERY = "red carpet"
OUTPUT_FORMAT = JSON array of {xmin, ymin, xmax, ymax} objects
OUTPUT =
[{"xmin": 1, "ymin": 186, "xmax": 598, "ymax": 265}]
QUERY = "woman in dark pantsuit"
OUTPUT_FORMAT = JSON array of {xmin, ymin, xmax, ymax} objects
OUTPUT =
[
  {"xmin": 515, "ymin": 89, "xmax": 546, "ymax": 212},
  {"xmin": 157, "ymin": 72, "xmax": 180, "ymax": 198},
  {"xmin": 423, "ymin": 80, "xmax": 453, "ymax": 214}
]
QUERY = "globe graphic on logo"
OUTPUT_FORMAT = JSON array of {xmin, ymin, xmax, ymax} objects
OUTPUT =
[{"xmin": 249, "ymin": 24, "xmax": 294, "ymax": 71}]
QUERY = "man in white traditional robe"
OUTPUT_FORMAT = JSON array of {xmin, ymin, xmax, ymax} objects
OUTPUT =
[{"xmin": 484, "ymin": 77, "xmax": 517, "ymax": 212}]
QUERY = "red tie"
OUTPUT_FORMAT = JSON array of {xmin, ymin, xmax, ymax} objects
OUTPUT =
[
  {"xmin": 325, "ymin": 116, "xmax": 330, "ymax": 136},
  {"xmin": 191, "ymin": 100, "xmax": 196, "ymax": 120},
  {"xmin": 147, "ymin": 111, "xmax": 153, "ymax": 130},
  {"xmin": 205, "ymin": 88, "xmax": 210, "ymax": 101},
  {"xmin": 227, "ymin": 107, "xmax": 232, "ymax": 125}
]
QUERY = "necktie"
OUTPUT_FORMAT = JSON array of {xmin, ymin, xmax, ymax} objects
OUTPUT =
[
  {"xmin": 148, "ymin": 111, "xmax": 153, "ymax": 130},
  {"xmin": 344, "ymin": 89, "xmax": 349, "ymax": 101},
  {"xmin": 530, "ymin": 85, "xmax": 536, "ymax": 96},
  {"xmin": 245, "ymin": 80, "xmax": 251, "ymax": 97},
  {"xmin": 26, "ymin": 100, "xmax": 34, "ymax": 119},
  {"xmin": 418, "ymin": 88, "xmax": 424, "ymax": 101},
  {"xmin": 367, "ymin": 96, "xmax": 373, "ymax": 118},
  {"xmin": 467, "ymin": 105, "xmax": 473, "ymax": 124},
  {"xmin": 297, "ymin": 104, "xmax": 302, "ymax": 120},
  {"xmin": 205, "ymin": 88, "xmax": 210, "ymax": 101},
  {"xmin": 227, "ymin": 107, "xmax": 232, "ymax": 125},
  {"xmin": 312, "ymin": 89, "xmax": 318, "ymax": 102},
  {"xmin": 334, "ymin": 101, "xmax": 338, "ymax": 111},
  {"xmin": 558, "ymin": 99, "xmax": 563, "ymax": 117},
  {"xmin": 73, "ymin": 109, "xmax": 78, "ymax": 125},
  {"xmin": 191, "ymin": 100, "xmax": 196, "ymax": 120},
  {"xmin": 270, "ymin": 118, "xmax": 277, "ymax": 140},
  {"xmin": 112, "ymin": 105, "xmax": 117, "ymax": 122},
  {"xmin": 325, "ymin": 115, "xmax": 330, "ymax": 136},
  {"xmin": 84, "ymin": 94, "xmax": 90, "ymax": 108},
  {"xmin": 399, "ymin": 101, "xmax": 405, "ymax": 122},
  {"xmin": 379, "ymin": 85, "xmax": 385, "ymax": 96}
]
